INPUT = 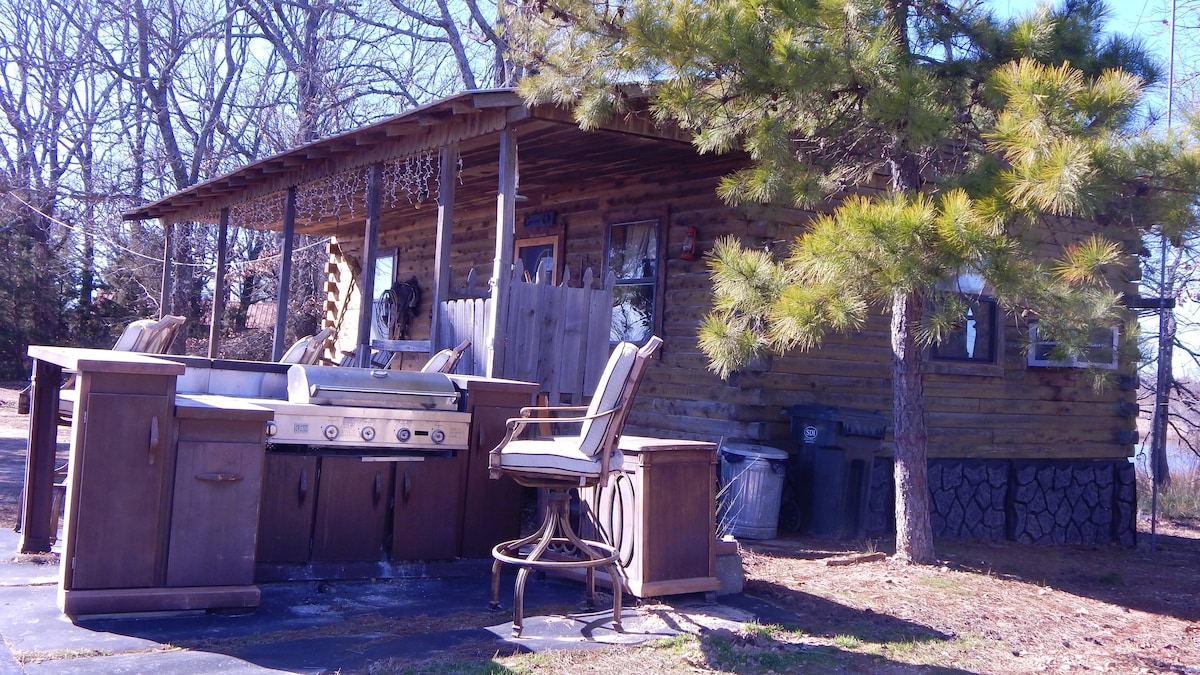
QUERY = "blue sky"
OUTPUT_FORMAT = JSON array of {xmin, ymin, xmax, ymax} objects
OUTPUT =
[{"xmin": 991, "ymin": 0, "xmax": 1173, "ymax": 48}]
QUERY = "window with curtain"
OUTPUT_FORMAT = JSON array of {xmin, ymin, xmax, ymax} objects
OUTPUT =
[{"xmin": 606, "ymin": 219, "xmax": 659, "ymax": 344}]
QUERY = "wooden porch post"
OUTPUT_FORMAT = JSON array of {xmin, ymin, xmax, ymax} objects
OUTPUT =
[
  {"xmin": 355, "ymin": 163, "xmax": 384, "ymax": 367},
  {"xmin": 207, "ymin": 208, "xmax": 230, "ymax": 358},
  {"xmin": 271, "ymin": 188, "xmax": 298, "ymax": 361},
  {"xmin": 486, "ymin": 128, "xmax": 517, "ymax": 377},
  {"xmin": 430, "ymin": 143, "xmax": 458, "ymax": 355},
  {"xmin": 159, "ymin": 217, "xmax": 174, "ymax": 318},
  {"xmin": 18, "ymin": 358, "xmax": 61, "ymax": 553}
]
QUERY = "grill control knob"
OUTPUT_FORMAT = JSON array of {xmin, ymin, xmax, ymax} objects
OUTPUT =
[
  {"xmin": 323, "ymin": 425, "xmax": 340, "ymax": 441},
  {"xmin": 265, "ymin": 421, "xmax": 277, "ymax": 437},
  {"xmin": 431, "ymin": 429, "xmax": 446, "ymax": 445},
  {"xmin": 396, "ymin": 427, "xmax": 412, "ymax": 443},
  {"xmin": 360, "ymin": 426, "xmax": 376, "ymax": 442}
]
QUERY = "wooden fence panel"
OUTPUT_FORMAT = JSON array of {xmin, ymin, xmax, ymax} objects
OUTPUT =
[
  {"xmin": 436, "ymin": 296, "xmax": 490, "ymax": 375},
  {"xmin": 437, "ymin": 266, "xmax": 614, "ymax": 400}
]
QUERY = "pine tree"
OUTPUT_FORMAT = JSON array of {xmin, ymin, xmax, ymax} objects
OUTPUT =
[{"xmin": 511, "ymin": 0, "xmax": 1196, "ymax": 563}]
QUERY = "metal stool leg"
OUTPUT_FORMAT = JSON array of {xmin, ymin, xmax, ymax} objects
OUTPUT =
[{"xmin": 490, "ymin": 489, "xmax": 623, "ymax": 637}]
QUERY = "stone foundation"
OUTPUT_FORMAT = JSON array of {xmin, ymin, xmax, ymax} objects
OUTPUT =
[{"xmin": 865, "ymin": 458, "xmax": 1136, "ymax": 547}]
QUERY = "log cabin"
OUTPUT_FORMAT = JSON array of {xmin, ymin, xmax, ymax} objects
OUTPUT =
[{"xmin": 124, "ymin": 88, "xmax": 1140, "ymax": 548}]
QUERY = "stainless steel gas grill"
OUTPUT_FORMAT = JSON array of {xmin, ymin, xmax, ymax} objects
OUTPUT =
[
  {"xmin": 287, "ymin": 365, "xmax": 460, "ymax": 410},
  {"xmin": 262, "ymin": 365, "xmax": 471, "ymax": 451}
]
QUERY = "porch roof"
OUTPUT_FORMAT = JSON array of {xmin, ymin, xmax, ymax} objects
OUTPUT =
[{"xmin": 122, "ymin": 88, "xmax": 700, "ymax": 234}]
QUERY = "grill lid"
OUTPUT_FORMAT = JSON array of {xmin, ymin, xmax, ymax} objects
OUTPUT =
[{"xmin": 287, "ymin": 365, "xmax": 460, "ymax": 410}]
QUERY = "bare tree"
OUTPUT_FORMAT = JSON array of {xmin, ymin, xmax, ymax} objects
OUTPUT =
[
  {"xmin": 0, "ymin": 0, "xmax": 94, "ymax": 373},
  {"xmin": 1, "ymin": 0, "xmax": 513, "ymax": 365}
]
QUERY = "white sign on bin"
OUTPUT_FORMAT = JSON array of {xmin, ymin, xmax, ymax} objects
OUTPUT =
[{"xmin": 802, "ymin": 425, "xmax": 819, "ymax": 444}]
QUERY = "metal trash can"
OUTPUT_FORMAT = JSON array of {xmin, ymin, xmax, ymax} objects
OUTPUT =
[
  {"xmin": 785, "ymin": 405, "xmax": 888, "ymax": 538},
  {"xmin": 718, "ymin": 441, "xmax": 788, "ymax": 540}
]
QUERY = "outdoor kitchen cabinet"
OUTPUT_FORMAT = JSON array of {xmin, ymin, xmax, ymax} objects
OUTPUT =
[
  {"xmin": 256, "ymin": 453, "xmax": 461, "ymax": 570},
  {"xmin": 66, "ymin": 392, "xmax": 176, "ymax": 593},
  {"xmin": 451, "ymin": 376, "xmax": 538, "ymax": 557},
  {"xmin": 32, "ymin": 348, "xmax": 184, "ymax": 616},
  {"xmin": 29, "ymin": 348, "xmax": 268, "ymax": 616},
  {"xmin": 166, "ymin": 397, "xmax": 271, "ymax": 589}
]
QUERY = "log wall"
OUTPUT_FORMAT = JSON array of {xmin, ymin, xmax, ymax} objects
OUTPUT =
[{"xmin": 326, "ymin": 151, "xmax": 1138, "ymax": 464}]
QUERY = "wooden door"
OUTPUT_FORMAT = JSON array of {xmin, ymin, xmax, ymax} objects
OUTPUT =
[
  {"xmin": 167, "ymin": 440, "xmax": 264, "ymax": 587},
  {"xmin": 256, "ymin": 453, "xmax": 318, "ymax": 564},
  {"xmin": 392, "ymin": 454, "xmax": 465, "ymax": 560},
  {"xmin": 311, "ymin": 457, "xmax": 392, "ymax": 562},
  {"xmin": 70, "ymin": 393, "xmax": 173, "ymax": 590}
]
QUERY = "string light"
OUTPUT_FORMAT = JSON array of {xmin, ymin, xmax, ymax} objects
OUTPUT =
[
  {"xmin": 297, "ymin": 169, "xmax": 369, "ymax": 224},
  {"xmin": 157, "ymin": 147, "xmax": 467, "ymax": 237},
  {"xmin": 231, "ymin": 192, "xmax": 285, "ymax": 230},
  {"xmin": 382, "ymin": 151, "xmax": 438, "ymax": 209}
]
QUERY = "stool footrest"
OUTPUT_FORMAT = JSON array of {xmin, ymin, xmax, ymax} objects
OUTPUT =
[{"xmin": 489, "ymin": 490, "xmax": 623, "ymax": 637}]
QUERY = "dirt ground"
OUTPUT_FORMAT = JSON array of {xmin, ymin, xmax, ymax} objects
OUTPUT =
[{"xmin": 0, "ymin": 380, "xmax": 1196, "ymax": 674}]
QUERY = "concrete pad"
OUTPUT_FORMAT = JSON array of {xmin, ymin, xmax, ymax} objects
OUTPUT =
[{"xmin": 486, "ymin": 601, "xmax": 757, "ymax": 652}]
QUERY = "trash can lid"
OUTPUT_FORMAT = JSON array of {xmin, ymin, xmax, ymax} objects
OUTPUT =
[{"xmin": 720, "ymin": 441, "xmax": 788, "ymax": 460}]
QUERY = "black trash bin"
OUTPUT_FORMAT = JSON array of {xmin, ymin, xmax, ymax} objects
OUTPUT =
[{"xmin": 784, "ymin": 405, "xmax": 887, "ymax": 538}]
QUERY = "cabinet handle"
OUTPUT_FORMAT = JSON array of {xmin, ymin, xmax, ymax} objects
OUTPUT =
[
  {"xmin": 402, "ymin": 471, "xmax": 411, "ymax": 505},
  {"xmin": 148, "ymin": 416, "xmax": 160, "ymax": 465},
  {"xmin": 298, "ymin": 469, "xmax": 308, "ymax": 503},
  {"xmin": 196, "ymin": 472, "xmax": 243, "ymax": 482},
  {"xmin": 373, "ymin": 472, "xmax": 383, "ymax": 506}
]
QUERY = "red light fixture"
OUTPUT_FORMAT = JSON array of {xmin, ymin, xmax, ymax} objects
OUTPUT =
[{"xmin": 680, "ymin": 226, "xmax": 698, "ymax": 261}]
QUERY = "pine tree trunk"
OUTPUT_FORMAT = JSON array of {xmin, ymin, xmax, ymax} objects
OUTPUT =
[{"xmin": 891, "ymin": 287, "xmax": 935, "ymax": 564}]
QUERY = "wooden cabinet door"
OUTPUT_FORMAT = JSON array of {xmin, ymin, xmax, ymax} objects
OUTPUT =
[
  {"xmin": 311, "ymin": 457, "xmax": 392, "ymax": 562},
  {"xmin": 256, "ymin": 454, "xmax": 318, "ymax": 564},
  {"xmin": 392, "ymin": 454, "xmax": 465, "ymax": 560},
  {"xmin": 167, "ymin": 440, "xmax": 264, "ymax": 587},
  {"xmin": 70, "ymin": 393, "xmax": 173, "ymax": 590}
]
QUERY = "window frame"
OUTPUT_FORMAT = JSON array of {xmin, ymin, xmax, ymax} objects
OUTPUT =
[{"xmin": 1027, "ymin": 323, "xmax": 1119, "ymax": 370}]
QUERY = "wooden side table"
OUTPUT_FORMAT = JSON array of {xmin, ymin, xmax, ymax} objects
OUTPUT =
[{"xmin": 579, "ymin": 435, "xmax": 720, "ymax": 598}]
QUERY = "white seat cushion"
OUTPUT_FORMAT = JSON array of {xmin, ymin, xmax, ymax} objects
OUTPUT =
[
  {"xmin": 498, "ymin": 437, "xmax": 625, "ymax": 479},
  {"xmin": 577, "ymin": 342, "xmax": 638, "ymax": 457}
]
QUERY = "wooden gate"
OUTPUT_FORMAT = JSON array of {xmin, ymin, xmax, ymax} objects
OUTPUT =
[{"xmin": 434, "ymin": 264, "xmax": 614, "ymax": 403}]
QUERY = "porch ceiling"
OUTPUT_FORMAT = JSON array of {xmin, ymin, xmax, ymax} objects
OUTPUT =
[{"xmin": 122, "ymin": 89, "xmax": 709, "ymax": 235}]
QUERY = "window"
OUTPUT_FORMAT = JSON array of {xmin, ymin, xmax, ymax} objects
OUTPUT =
[
  {"xmin": 930, "ymin": 272, "xmax": 998, "ymax": 364},
  {"xmin": 1027, "ymin": 323, "xmax": 1119, "ymax": 369},
  {"xmin": 606, "ymin": 219, "xmax": 660, "ymax": 344},
  {"xmin": 930, "ymin": 297, "xmax": 999, "ymax": 363},
  {"xmin": 515, "ymin": 235, "xmax": 560, "ymax": 284}
]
